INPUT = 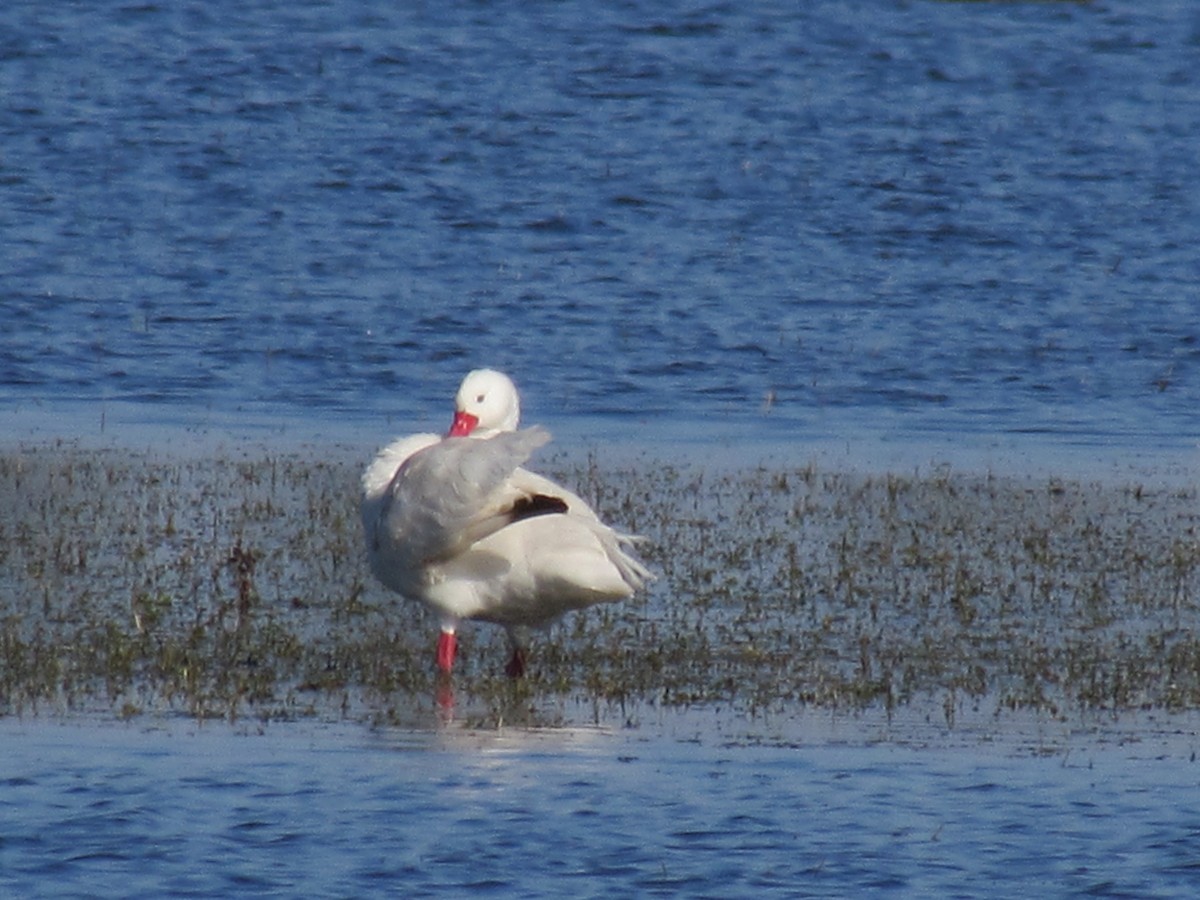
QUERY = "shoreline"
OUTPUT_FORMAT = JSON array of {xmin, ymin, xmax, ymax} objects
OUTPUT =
[
  {"xmin": 2, "ymin": 691, "xmax": 1199, "ymax": 762},
  {"xmin": 4, "ymin": 398, "xmax": 1199, "ymax": 486}
]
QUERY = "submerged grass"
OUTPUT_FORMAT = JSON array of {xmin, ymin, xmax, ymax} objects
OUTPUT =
[{"xmin": 1, "ymin": 444, "xmax": 1198, "ymax": 729}]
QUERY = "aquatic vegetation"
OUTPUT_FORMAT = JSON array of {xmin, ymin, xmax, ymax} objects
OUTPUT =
[{"xmin": 1, "ymin": 445, "xmax": 1198, "ymax": 728}]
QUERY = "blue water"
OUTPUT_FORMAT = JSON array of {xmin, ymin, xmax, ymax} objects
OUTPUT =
[
  {"xmin": 3, "ymin": 717, "xmax": 1200, "ymax": 898},
  {"xmin": 2, "ymin": 0, "xmax": 1199, "ymax": 453}
]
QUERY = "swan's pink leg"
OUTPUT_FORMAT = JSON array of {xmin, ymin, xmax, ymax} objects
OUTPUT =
[
  {"xmin": 505, "ymin": 646, "xmax": 527, "ymax": 679},
  {"xmin": 436, "ymin": 631, "xmax": 457, "ymax": 673}
]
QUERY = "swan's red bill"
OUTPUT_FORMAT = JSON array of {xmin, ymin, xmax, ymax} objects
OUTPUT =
[{"xmin": 447, "ymin": 411, "xmax": 478, "ymax": 437}]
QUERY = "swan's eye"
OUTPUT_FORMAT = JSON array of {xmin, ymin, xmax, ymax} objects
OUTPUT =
[{"xmin": 476, "ymin": 394, "xmax": 486, "ymax": 403}]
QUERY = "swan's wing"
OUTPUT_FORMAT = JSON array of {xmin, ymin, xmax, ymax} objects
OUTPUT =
[
  {"xmin": 503, "ymin": 467, "xmax": 598, "ymax": 521},
  {"xmin": 501, "ymin": 466, "xmax": 656, "ymax": 592},
  {"xmin": 376, "ymin": 426, "xmax": 555, "ymax": 565},
  {"xmin": 362, "ymin": 433, "xmax": 439, "ymax": 502}
]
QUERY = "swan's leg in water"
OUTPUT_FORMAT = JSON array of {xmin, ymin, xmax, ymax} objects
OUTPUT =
[
  {"xmin": 436, "ymin": 629, "xmax": 457, "ymax": 673},
  {"xmin": 505, "ymin": 647, "xmax": 527, "ymax": 679},
  {"xmin": 505, "ymin": 626, "xmax": 530, "ymax": 678}
]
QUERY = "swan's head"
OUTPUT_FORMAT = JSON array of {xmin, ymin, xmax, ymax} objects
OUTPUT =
[{"xmin": 448, "ymin": 369, "xmax": 521, "ymax": 437}]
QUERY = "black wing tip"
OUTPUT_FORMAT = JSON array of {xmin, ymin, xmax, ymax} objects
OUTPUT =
[{"xmin": 510, "ymin": 494, "xmax": 570, "ymax": 522}]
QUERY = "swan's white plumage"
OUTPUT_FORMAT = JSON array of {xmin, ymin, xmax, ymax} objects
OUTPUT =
[{"xmin": 360, "ymin": 369, "xmax": 652, "ymax": 673}]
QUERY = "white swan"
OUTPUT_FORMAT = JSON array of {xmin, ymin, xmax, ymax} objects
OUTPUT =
[{"xmin": 361, "ymin": 369, "xmax": 653, "ymax": 676}]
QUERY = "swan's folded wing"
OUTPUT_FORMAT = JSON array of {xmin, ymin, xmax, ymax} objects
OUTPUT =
[
  {"xmin": 500, "ymin": 467, "xmax": 598, "ymax": 522},
  {"xmin": 502, "ymin": 466, "xmax": 656, "ymax": 591},
  {"xmin": 378, "ymin": 426, "xmax": 553, "ymax": 564}
]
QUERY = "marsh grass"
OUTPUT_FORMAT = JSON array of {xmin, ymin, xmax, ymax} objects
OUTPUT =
[{"xmin": 2, "ymin": 445, "xmax": 1198, "ymax": 728}]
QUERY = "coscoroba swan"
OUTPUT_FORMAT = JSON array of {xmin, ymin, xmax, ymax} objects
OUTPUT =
[{"xmin": 360, "ymin": 369, "xmax": 653, "ymax": 677}]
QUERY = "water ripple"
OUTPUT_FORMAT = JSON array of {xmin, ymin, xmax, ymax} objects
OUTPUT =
[{"xmin": 2, "ymin": 1, "xmax": 1198, "ymax": 455}]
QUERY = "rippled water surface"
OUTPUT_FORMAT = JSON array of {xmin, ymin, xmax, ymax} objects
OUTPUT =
[
  {"xmin": 2, "ymin": 0, "xmax": 1199, "ymax": 453},
  {"xmin": 3, "ymin": 717, "xmax": 1200, "ymax": 898}
]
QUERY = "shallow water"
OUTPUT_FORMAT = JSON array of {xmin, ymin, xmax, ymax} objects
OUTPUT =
[
  {"xmin": 3, "ymin": 716, "xmax": 1200, "ymax": 898},
  {"xmin": 4, "ymin": 447, "xmax": 1199, "ymax": 721},
  {"xmin": 2, "ymin": 0, "xmax": 1199, "ymax": 456}
]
